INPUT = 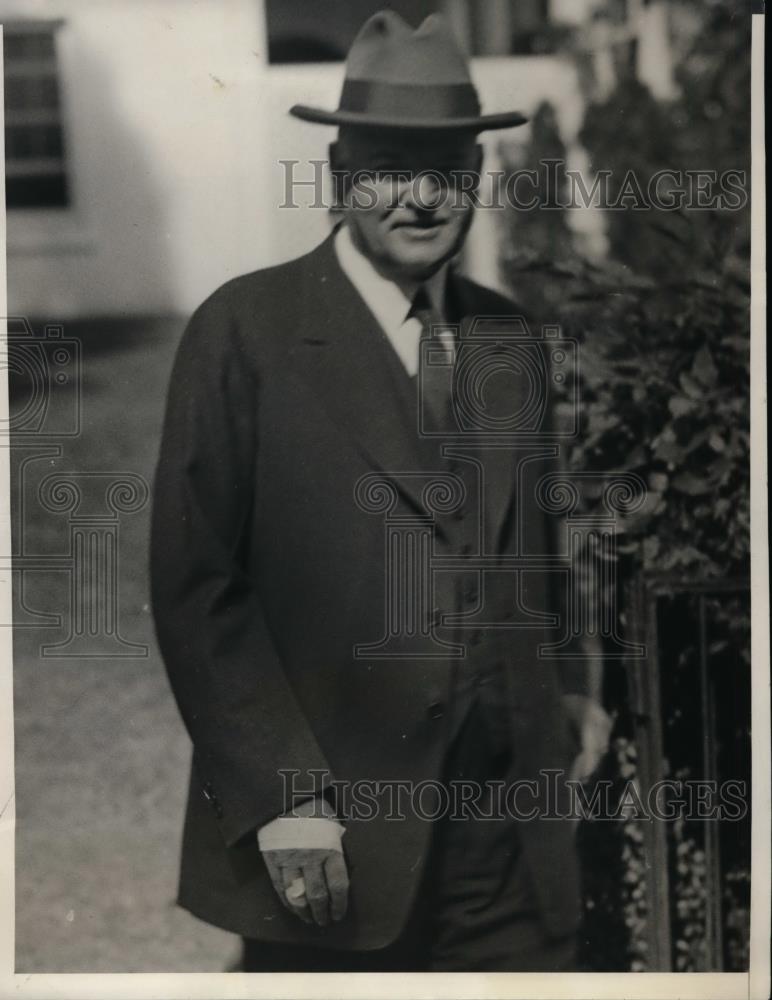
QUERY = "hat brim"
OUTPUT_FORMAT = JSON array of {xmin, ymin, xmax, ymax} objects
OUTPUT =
[{"xmin": 290, "ymin": 104, "xmax": 528, "ymax": 132}]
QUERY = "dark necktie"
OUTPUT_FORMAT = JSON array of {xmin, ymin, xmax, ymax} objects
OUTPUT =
[{"xmin": 410, "ymin": 286, "xmax": 455, "ymax": 432}]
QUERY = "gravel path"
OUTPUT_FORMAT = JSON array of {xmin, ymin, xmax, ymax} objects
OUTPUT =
[{"xmin": 12, "ymin": 317, "xmax": 241, "ymax": 971}]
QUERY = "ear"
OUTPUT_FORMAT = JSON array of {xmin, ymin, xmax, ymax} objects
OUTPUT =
[
  {"xmin": 329, "ymin": 141, "xmax": 341, "ymax": 174},
  {"xmin": 328, "ymin": 141, "xmax": 350, "ymax": 211}
]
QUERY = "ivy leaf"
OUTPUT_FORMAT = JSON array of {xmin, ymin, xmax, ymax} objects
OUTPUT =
[
  {"xmin": 692, "ymin": 345, "xmax": 719, "ymax": 387},
  {"xmin": 669, "ymin": 396, "xmax": 695, "ymax": 418},
  {"xmin": 709, "ymin": 433, "xmax": 726, "ymax": 453},
  {"xmin": 588, "ymin": 410, "xmax": 621, "ymax": 433},
  {"xmin": 679, "ymin": 373, "xmax": 704, "ymax": 400},
  {"xmin": 721, "ymin": 334, "xmax": 749, "ymax": 353},
  {"xmin": 671, "ymin": 472, "xmax": 713, "ymax": 495},
  {"xmin": 622, "ymin": 445, "xmax": 647, "ymax": 469},
  {"xmin": 653, "ymin": 435, "xmax": 683, "ymax": 464},
  {"xmin": 643, "ymin": 536, "xmax": 661, "ymax": 563},
  {"xmin": 683, "ymin": 429, "xmax": 711, "ymax": 455}
]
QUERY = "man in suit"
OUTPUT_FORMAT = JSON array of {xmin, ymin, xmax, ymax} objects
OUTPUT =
[{"xmin": 151, "ymin": 10, "xmax": 612, "ymax": 972}]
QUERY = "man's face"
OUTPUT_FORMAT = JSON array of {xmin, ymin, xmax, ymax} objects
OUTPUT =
[{"xmin": 332, "ymin": 129, "xmax": 483, "ymax": 284}]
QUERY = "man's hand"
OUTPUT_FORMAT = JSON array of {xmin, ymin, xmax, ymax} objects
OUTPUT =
[
  {"xmin": 261, "ymin": 845, "xmax": 349, "ymax": 927},
  {"xmin": 258, "ymin": 797, "xmax": 349, "ymax": 927},
  {"xmin": 562, "ymin": 693, "xmax": 614, "ymax": 783}
]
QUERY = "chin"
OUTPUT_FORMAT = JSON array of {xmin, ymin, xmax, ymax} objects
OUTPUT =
[
  {"xmin": 398, "ymin": 251, "xmax": 447, "ymax": 272},
  {"xmin": 387, "ymin": 237, "xmax": 456, "ymax": 275}
]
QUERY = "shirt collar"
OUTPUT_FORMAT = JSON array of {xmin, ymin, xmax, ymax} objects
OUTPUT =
[{"xmin": 334, "ymin": 224, "xmax": 449, "ymax": 333}]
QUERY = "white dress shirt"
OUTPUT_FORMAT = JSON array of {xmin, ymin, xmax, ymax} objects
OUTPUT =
[{"xmin": 334, "ymin": 223, "xmax": 450, "ymax": 376}]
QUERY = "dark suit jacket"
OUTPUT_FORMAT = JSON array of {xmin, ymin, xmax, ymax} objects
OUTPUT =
[{"xmin": 151, "ymin": 231, "xmax": 588, "ymax": 950}]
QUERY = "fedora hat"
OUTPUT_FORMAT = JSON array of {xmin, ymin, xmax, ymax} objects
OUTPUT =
[{"xmin": 290, "ymin": 11, "xmax": 528, "ymax": 132}]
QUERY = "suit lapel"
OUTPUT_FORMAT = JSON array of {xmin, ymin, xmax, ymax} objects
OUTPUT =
[{"xmin": 289, "ymin": 233, "xmax": 441, "ymax": 521}]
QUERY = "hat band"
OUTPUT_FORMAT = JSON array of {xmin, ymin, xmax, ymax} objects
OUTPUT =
[{"xmin": 339, "ymin": 79, "xmax": 481, "ymax": 121}]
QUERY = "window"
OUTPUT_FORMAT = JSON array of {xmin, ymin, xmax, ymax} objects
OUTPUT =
[
  {"xmin": 264, "ymin": 0, "xmax": 567, "ymax": 65},
  {"xmin": 3, "ymin": 20, "xmax": 69, "ymax": 209}
]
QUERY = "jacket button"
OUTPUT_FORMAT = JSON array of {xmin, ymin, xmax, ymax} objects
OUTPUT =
[
  {"xmin": 426, "ymin": 701, "xmax": 444, "ymax": 720},
  {"xmin": 202, "ymin": 783, "xmax": 223, "ymax": 818}
]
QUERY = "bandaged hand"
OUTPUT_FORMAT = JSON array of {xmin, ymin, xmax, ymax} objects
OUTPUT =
[{"xmin": 257, "ymin": 797, "xmax": 348, "ymax": 927}]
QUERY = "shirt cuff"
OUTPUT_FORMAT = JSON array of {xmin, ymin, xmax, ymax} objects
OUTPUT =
[{"xmin": 257, "ymin": 816, "xmax": 346, "ymax": 853}]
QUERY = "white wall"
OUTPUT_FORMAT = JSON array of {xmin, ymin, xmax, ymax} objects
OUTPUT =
[
  {"xmin": 4, "ymin": 0, "xmax": 590, "ymax": 318},
  {"xmin": 6, "ymin": 0, "xmax": 270, "ymax": 317}
]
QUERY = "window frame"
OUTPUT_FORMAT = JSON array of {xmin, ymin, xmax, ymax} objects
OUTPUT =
[{"xmin": 3, "ymin": 17, "xmax": 70, "ymax": 211}]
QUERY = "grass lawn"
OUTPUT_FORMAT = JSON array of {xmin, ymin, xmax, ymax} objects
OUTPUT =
[{"xmin": 11, "ymin": 317, "xmax": 241, "ymax": 971}]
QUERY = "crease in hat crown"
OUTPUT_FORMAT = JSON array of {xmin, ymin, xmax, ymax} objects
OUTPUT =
[
  {"xmin": 289, "ymin": 10, "xmax": 528, "ymax": 133},
  {"xmin": 346, "ymin": 10, "xmax": 472, "ymax": 86}
]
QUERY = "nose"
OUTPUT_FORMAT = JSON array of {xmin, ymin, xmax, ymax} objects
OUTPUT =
[{"xmin": 403, "ymin": 171, "xmax": 445, "ymax": 212}]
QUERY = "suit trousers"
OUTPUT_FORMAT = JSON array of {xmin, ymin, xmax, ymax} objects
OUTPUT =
[{"xmin": 240, "ymin": 699, "xmax": 577, "ymax": 972}]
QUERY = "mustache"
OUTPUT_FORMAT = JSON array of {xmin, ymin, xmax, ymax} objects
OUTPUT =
[{"xmin": 389, "ymin": 209, "xmax": 450, "ymax": 228}]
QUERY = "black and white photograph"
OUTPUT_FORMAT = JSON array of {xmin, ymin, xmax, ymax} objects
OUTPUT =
[{"xmin": 0, "ymin": 0, "xmax": 768, "ymax": 995}]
